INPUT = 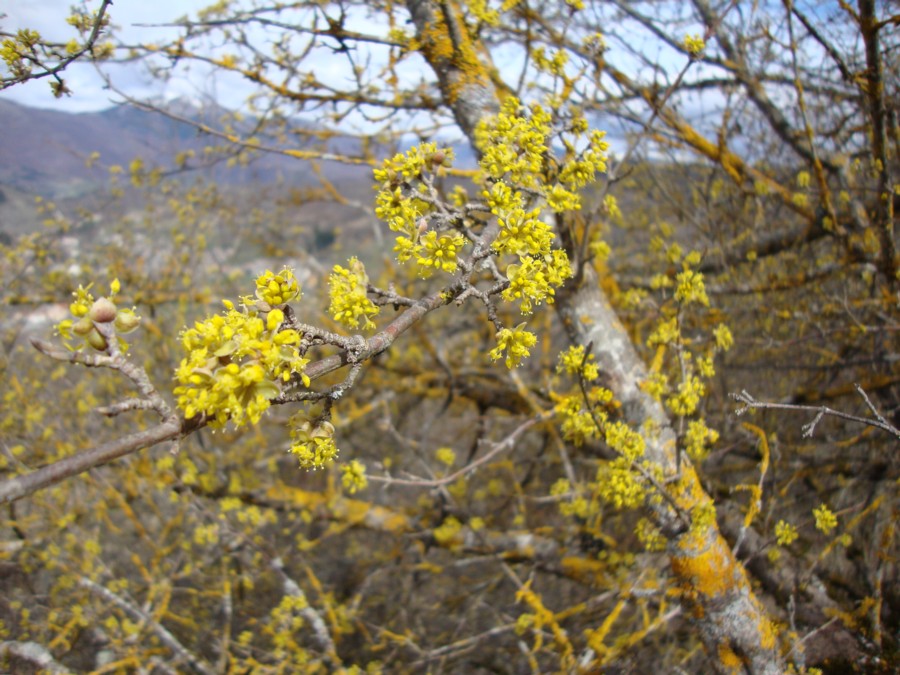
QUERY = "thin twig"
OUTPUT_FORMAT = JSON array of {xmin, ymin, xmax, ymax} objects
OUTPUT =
[
  {"xmin": 368, "ymin": 414, "xmax": 546, "ymax": 487},
  {"xmin": 730, "ymin": 387, "xmax": 900, "ymax": 441}
]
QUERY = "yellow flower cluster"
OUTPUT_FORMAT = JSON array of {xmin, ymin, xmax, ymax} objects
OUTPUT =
[
  {"xmin": 435, "ymin": 447, "xmax": 456, "ymax": 466},
  {"xmin": 558, "ymin": 136, "xmax": 608, "ymax": 189},
  {"xmin": 483, "ymin": 163, "xmax": 572, "ymax": 316},
  {"xmin": 341, "ymin": 459, "xmax": 368, "ymax": 494},
  {"xmin": 1, "ymin": 29, "xmax": 41, "ymax": 78},
  {"xmin": 635, "ymin": 517, "xmax": 666, "ymax": 551},
  {"xmin": 269, "ymin": 594, "xmax": 308, "ymax": 633},
  {"xmin": 373, "ymin": 143, "xmax": 464, "ymax": 275},
  {"xmin": 475, "ymin": 97, "xmax": 551, "ymax": 188},
  {"xmin": 416, "ymin": 230, "xmax": 465, "ymax": 275},
  {"xmin": 467, "ymin": 0, "xmax": 500, "ymax": 26},
  {"xmin": 375, "ymin": 186, "xmax": 429, "ymax": 234},
  {"xmin": 490, "ymin": 325, "xmax": 537, "ymax": 368},
  {"xmin": 595, "ymin": 457, "xmax": 645, "ymax": 510},
  {"xmin": 433, "ymin": 516, "xmax": 464, "ymax": 546},
  {"xmin": 674, "ymin": 268, "xmax": 710, "ymax": 306},
  {"xmin": 502, "ymin": 251, "xmax": 572, "ymax": 314},
  {"xmin": 556, "ymin": 344, "xmax": 600, "ymax": 381},
  {"xmin": 647, "ymin": 316, "xmax": 680, "ymax": 347},
  {"xmin": 554, "ymin": 393, "xmax": 604, "ymax": 446},
  {"xmin": 550, "ymin": 478, "xmax": 590, "ymax": 518},
  {"xmin": 640, "ymin": 371, "xmax": 669, "ymax": 401},
  {"xmin": 373, "ymin": 141, "xmax": 453, "ymax": 184},
  {"xmin": 813, "ymin": 504, "xmax": 838, "ymax": 534},
  {"xmin": 493, "ymin": 206, "xmax": 554, "ymax": 256},
  {"xmin": 684, "ymin": 418, "xmax": 719, "ymax": 462},
  {"xmin": 532, "ymin": 46, "xmax": 569, "ymax": 76},
  {"xmin": 255, "ymin": 268, "xmax": 300, "ymax": 307},
  {"xmin": 604, "ymin": 420, "xmax": 645, "ymax": 461},
  {"xmin": 713, "ymin": 324, "xmax": 734, "ymax": 351},
  {"xmin": 775, "ymin": 520, "xmax": 798, "ymax": 546},
  {"xmin": 666, "ymin": 374, "xmax": 706, "ymax": 416},
  {"xmin": 287, "ymin": 416, "xmax": 338, "ymax": 470},
  {"xmin": 684, "ymin": 34, "xmax": 706, "ymax": 56},
  {"xmin": 174, "ymin": 269, "xmax": 309, "ymax": 428},
  {"xmin": 329, "ymin": 257, "xmax": 379, "ymax": 330}
]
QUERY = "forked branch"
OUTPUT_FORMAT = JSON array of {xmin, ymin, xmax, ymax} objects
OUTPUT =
[{"xmin": 731, "ymin": 385, "xmax": 900, "ymax": 441}]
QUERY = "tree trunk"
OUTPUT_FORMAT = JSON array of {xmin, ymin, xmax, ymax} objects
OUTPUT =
[{"xmin": 406, "ymin": 1, "xmax": 786, "ymax": 671}]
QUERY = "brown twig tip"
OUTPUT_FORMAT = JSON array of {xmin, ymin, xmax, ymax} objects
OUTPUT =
[{"xmin": 29, "ymin": 336, "xmax": 54, "ymax": 354}]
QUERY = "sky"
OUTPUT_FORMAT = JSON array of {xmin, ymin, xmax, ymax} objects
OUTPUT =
[{"xmin": 0, "ymin": 0, "xmax": 224, "ymax": 112}]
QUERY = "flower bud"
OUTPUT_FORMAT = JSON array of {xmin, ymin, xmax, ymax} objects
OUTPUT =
[
  {"xmin": 72, "ymin": 316, "xmax": 94, "ymax": 336},
  {"xmin": 86, "ymin": 327, "xmax": 109, "ymax": 351},
  {"xmin": 114, "ymin": 308, "xmax": 141, "ymax": 333},
  {"xmin": 312, "ymin": 421, "xmax": 335, "ymax": 438},
  {"xmin": 89, "ymin": 297, "xmax": 117, "ymax": 323}
]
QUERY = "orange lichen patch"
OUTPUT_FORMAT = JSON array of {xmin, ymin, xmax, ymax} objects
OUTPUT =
[
  {"xmin": 757, "ymin": 613, "xmax": 777, "ymax": 650},
  {"xmin": 419, "ymin": 17, "xmax": 455, "ymax": 61},
  {"xmin": 413, "ymin": 1, "xmax": 489, "ymax": 104},
  {"xmin": 717, "ymin": 642, "xmax": 745, "ymax": 672},
  {"xmin": 671, "ymin": 528, "xmax": 742, "ymax": 599},
  {"xmin": 671, "ymin": 464, "xmax": 709, "ymax": 512},
  {"xmin": 560, "ymin": 556, "xmax": 611, "ymax": 586}
]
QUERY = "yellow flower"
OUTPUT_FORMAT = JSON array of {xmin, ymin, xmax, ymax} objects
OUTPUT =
[
  {"xmin": 490, "ymin": 325, "xmax": 537, "ymax": 368},
  {"xmin": 813, "ymin": 504, "xmax": 838, "ymax": 534},
  {"xmin": 713, "ymin": 324, "xmax": 734, "ymax": 351},
  {"xmin": 674, "ymin": 269, "xmax": 709, "ymax": 306},
  {"xmin": 174, "ymin": 292, "xmax": 310, "ymax": 427},
  {"xmin": 684, "ymin": 34, "xmax": 706, "ymax": 56},
  {"xmin": 341, "ymin": 460, "xmax": 368, "ymax": 494},
  {"xmin": 416, "ymin": 231, "xmax": 465, "ymax": 275},
  {"xmin": 255, "ymin": 268, "xmax": 300, "ymax": 306},
  {"xmin": 596, "ymin": 457, "xmax": 645, "ymax": 510},
  {"xmin": 329, "ymin": 258, "xmax": 379, "ymax": 330},
  {"xmin": 684, "ymin": 419, "xmax": 719, "ymax": 462},
  {"xmin": 775, "ymin": 520, "xmax": 798, "ymax": 546},
  {"xmin": 435, "ymin": 447, "xmax": 456, "ymax": 466}
]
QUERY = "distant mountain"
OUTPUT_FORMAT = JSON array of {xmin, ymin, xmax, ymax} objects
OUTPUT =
[
  {"xmin": 0, "ymin": 98, "xmax": 388, "ymax": 199},
  {"xmin": 0, "ymin": 99, "xmax": 196, "ymax": 197}
]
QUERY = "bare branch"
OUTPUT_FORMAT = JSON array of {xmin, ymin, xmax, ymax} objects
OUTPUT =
[
  {"xmin": 730, "ymin": 387, "xmax": 900, "ymax": 441},
  {"xmin": 0, "ymin": 419, "xmax": 185, "ymax": 505},
  {"xmin": 0, "ymin": 641, "xmax": 69, "ymax": 674},
  {"xmin": 368, "ymin": 413, "xmax": 546, "ymax": 487}
]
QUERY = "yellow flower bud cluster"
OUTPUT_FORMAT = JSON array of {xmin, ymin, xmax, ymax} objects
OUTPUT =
[
  {"xmin": 813, "ymin": 504, "xmax": 838, "ymax": 534},
  {"xmin": 255, "ymin": 268, "xmax": 300, "ymax": 307},
  {"xmin": 174, "ymin": 269, "xmax": 309, "ymax": 428},
  {"xmin": 775, "ymin": 520, "xmax": 798, "ymax": 546}
]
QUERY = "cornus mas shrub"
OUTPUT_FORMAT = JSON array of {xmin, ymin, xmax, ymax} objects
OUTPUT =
[{"xmin": 1, "ymin": 1, "xmax": 898, "ymax": 673}]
